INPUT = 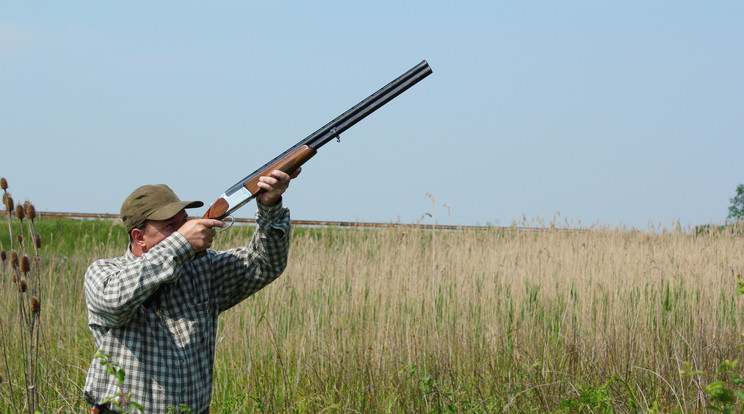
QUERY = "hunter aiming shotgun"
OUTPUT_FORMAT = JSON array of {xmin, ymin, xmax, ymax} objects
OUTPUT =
[{"xmin": 202, "ymin": 59, "xmax": 433, "ymax": 221}]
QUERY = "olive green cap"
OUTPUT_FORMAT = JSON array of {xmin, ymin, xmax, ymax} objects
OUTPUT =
[{"xmin": 120, "ymin": 184, "xmax": 203, "ymax": 233}]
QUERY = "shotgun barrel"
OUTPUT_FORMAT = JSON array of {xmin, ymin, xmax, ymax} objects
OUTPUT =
[{"xmin": 204, "ymin": 60, "xmax": 433, "ymax": 220}]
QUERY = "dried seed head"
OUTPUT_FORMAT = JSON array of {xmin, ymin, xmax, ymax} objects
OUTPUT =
[
  {"xmin": 16, "ymin": 234, "xmax": 23, "ymax": 244},
  {"xmin": 34, "ymin": 234, "xmax": 42, "ymax": 249},
  {"xmin": 10, "ymin": 251, "xmax": 19, "ymax": 268},
  {"xmin": 15, "ymin": 204, "xmax": 25, "ymax": 220},
  {"xmin": 25, "ymin": 201, "xmax": 36, "ymax": 219},
  {"xmin": 18, "ymin": 279, "xmax": 27, "ymax": 292},
  {"xmin": 1, "ymin": 250, "xmax": 6, "ymax": 262},
  {"xmin": 4, "ymin": 194, "xmax": 13, "ymax": 211},
  {"xmin": 30, "ymin": 297, "xmax": 40, "ymax": 313},
  {"xmin": 0, "ymin": 177, "xmax": 7, "ymax": 190},
  {"xmin": 20, "ymin": 255, "xmax": 30, "ymax": 273}
]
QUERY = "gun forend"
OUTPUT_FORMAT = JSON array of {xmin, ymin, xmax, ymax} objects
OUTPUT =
[
  {"xmin": 202, "ymin": 145, "xmax": 317, "ymax": 220},
  {"xmin": 241, "ymin": 145, "xmax": 316, "ymax": 194}
]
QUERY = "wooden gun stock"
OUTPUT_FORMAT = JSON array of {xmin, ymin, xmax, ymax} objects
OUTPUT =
[{"xmin": 202, "ymin": 198, "xmax": 229, "ymax": 220}]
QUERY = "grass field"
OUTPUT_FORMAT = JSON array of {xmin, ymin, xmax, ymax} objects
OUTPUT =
[{"xmin": 1, "ymin": 212, "xmax": 744, "ymax": 413}]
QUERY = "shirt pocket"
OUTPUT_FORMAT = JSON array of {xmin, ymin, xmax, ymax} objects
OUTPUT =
[{"xmin": 167, "ymin": 300, "xmax": 213, "ymax": 352}]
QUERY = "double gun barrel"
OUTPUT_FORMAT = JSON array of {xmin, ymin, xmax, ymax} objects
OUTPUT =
[{"xmin": 203, "ymin": 60, "xmax": 433, "ymax": 220}]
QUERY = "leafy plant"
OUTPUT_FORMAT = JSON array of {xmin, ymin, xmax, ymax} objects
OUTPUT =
[
  {"xmin": 94, "ymin": 350, "xmax": 144, "ymax": 413},
  {"xmin": 167, "ymin": 404, "xmax": 194, "ymax": 413}
]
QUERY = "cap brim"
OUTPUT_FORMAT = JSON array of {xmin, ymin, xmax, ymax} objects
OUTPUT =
[{"xmin": 148, "ymin": 200, "xmax": 204, "ymax": 221}]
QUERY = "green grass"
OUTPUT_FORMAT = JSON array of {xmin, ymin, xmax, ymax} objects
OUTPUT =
[{"xmin": 0, "ymin": 215, "xmax": 128, "ymax": 257}]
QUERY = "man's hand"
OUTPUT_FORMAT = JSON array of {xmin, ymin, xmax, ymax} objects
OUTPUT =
[
  {"xmin": 178, "ymin": 219, "xmax": 226, "ymax": 253},
  {"xmin": 256, "ymin": 168, "xmax": 301, "ymax": 206}
]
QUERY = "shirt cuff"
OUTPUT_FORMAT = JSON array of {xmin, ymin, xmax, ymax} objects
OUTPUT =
[
  {"xmin": 255, "ymin": 198, "xmax": 290, "ymax": 235},
  {"xmin": 256, "ymin": 197, "xmax": 283, "ymax": 218},
  {"xmin": 164, "ymin": 231, "xmax": 197, "ymax": 261}
]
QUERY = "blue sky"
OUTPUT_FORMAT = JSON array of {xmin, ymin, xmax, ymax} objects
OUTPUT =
[{"xmin": 2, "ymin": 2, "xmax": 742, "ymax": 230}]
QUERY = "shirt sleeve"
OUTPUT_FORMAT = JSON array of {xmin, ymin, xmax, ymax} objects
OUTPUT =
[
  {"xmin": 84, "ymin": 232, "xmax": 195, "ymax": 328},
  {"xmin": 209, "ymin": 200, "xmax": 292, "ymax": 312}
]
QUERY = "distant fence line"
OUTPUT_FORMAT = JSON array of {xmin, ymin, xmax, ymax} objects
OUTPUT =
[
  {"xmin": 5, "ymin": 210, "xmax": 740, "ymax": 237},
  {"xmin": 14, "ymin": 212, "xmax": 741, "ymax": 236},
  {"xmin": 30, "ymin": 211, "xmax": 520, "ymax": 232}
]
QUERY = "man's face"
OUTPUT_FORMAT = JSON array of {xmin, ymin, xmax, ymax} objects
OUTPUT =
[{"xmin": 139, "ymin": 209, "xmax": 188, "ymax": 253}]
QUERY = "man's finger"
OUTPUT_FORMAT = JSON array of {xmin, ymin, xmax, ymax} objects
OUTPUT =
[{"xmin": 194, "ymin": 218, "xmax": 226, "ymax": 229}]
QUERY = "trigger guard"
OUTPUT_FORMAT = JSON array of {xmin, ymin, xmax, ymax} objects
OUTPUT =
[{"xmin": 217, "ymin": 216, "xmax": 235, "ymax": 232}]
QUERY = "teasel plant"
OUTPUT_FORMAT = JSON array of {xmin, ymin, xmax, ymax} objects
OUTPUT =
[{"xmin": 1, "ymin": 177, "xmax": 46, "ymax": 414}]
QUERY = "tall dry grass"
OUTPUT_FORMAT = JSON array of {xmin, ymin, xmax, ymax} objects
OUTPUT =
[
  {"xmin": 1, "ymin": 210, "xmax": 743, "ymax": 412},
  {"xmin": 210, "ymin": 224, "xmax": 744, "ymax": 412}
]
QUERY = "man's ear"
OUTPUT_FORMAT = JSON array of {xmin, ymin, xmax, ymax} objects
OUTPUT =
[{"xmin": 131, "ymin": 227, "xmax": 147, "ymax": 248}]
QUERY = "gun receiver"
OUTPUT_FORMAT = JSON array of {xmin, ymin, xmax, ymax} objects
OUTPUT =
[{"xmin": 203, "ymin": 60, "xmax": 433, "ymax": 220}]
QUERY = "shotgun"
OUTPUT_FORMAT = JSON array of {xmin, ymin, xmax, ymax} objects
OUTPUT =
[{"xmin": 202, "ymin": 60, "xmax": 433, "ymax": 221}]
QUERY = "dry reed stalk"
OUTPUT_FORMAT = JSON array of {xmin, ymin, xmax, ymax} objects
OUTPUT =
[{"xmin": 210, "ymin": 223, "xmax": 743, "ymax": 410}]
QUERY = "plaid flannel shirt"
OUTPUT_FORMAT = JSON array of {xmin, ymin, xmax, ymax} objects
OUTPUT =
[{"xmin": 83, "ymin": 201, "xmax": 291, "ymax": 414}]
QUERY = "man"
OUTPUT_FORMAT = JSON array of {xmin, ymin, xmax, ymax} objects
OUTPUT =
[{"xmin": 83, "ymin": 169, "xmax": 299, "ymax": 413}]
